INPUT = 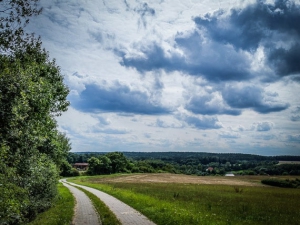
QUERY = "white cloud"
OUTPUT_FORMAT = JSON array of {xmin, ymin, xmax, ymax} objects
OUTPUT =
[{"xmin": 25, "ymin": 0, "xmax": 300, "ymax": 154}]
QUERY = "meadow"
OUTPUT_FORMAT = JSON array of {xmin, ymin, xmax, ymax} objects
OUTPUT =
[{"xmin": 69, "ymin": 174, "xmax": 300, "ymax": 225}]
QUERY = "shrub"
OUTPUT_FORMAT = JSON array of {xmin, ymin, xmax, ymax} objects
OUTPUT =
[
  {"xmin": 261, "ymin": 178, "xmax": 300, "ymax": 188},
  {"xmin": 71, "ymin": 168, "xmax": 80, "ymax": 176},
  {"xmin": 23, "ymin": 154, "xmax": 59, "ymax": 220},
  {"xmin": 0, "ymin": 174, "xmax": 29, "ymax": 225},
  {"xmin": 60, "ymin": 160, "xmax": 80, "ymax": 177}
]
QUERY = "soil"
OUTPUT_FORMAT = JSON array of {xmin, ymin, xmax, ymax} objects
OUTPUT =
[{"xmin": 91, "ymin": 173, "xmax": 264, "ymax": 186}]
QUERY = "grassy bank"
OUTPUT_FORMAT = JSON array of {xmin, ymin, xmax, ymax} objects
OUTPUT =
[
  {"xmin": 27, "ymin": 183, "xmax": 74, "ymax": 225},
  {"xmin": 69, "ymin": 174, "xmax": 300, "ymax": 225}
]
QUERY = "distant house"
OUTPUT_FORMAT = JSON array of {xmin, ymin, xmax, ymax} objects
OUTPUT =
[
  {"xmin": 206, "ymin": 167, "xmax": 214, "ymax": 172},
  {"xmin": 73, "ymin": 163, "xmax": 89, "ymax": 170}
]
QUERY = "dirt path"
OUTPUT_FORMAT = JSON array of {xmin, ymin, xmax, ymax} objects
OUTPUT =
[
  {"xmin": 63, "ymin": 180, "xmax": 156, "ymax": 225},
  {"xmin": 62, "ymin": 181, "xmax": 101, "ymax": 225}
]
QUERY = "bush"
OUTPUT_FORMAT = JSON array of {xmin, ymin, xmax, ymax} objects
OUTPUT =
[
  {"xmin": 0, "ymin": 174, "xmax": 29, "ymax": 225},
  {"xmin": 71, "ymin": 168, "xmax": 80, "ymax": 176},
  {"xmin": 261, "ymin": 178, "xmax": 300, "ymax": 188},
  {"xmin": 23, "ymin": 154, "xmax": 59, "ymax": 220},
  {"xmin": 60, "ymin": 160, "xmax": 80, "ymax": 177}
]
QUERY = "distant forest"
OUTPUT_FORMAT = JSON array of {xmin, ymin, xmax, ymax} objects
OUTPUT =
[{"xmin": 67, "ymin": 152, "xmax": 300, "ymax": 176}]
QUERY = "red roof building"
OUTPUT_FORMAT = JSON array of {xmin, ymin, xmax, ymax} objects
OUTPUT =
[
  {"xmin": 73, "ymin": 163, "xmax": 89, "ymax": 170},
  {"xmin": 206, "ymin": 167, "xmax": 214, "ymax": 172}
]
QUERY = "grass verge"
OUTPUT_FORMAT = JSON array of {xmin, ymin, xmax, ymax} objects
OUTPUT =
[
  {"xmin": 27, "ymin": 183, "xmax": 74, "ymax": 225},
  {"xmin": 70, "ymin": 175, "xmax": 300, "ymax": 225},
  {"xmin": 75, "ymin": 186, "xmax": 121, "ymax": 225}
]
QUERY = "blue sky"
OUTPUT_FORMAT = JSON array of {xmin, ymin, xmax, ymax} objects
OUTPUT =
[{"xmin": 27, "ymin": 0, "xmax": 300, "ymax": 155}]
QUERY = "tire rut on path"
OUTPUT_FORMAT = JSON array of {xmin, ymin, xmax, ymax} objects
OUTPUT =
[
  {"xmin": 62, "ymin": 180, "xmax": 156, "ymax": 225},
  {"xmin": 62, "ymin": 181, "xmax": 101, "ymax": 225}
]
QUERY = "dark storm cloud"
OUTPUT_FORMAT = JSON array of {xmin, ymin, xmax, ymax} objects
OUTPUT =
[
  {"xmin": 120, "ymin": 0, "xmax": 300, "ymax": 81},
  {"xmin": 289, "ymin": 75, "xmax": 300, "ymax": 82},
  {"xmin": 267, "ymin": 43, "xmax": 300, "ymax": 76},
  {"xmin": 176, "ymin": 114, "xmax": 222, "ymax": 130},
  {"xmin": 120, "ymin": 44, "xmax": 183, "ymax": 73},
  {"xmin": 120, "ymin": 34, "xmax": 252, "ymax": 82},
  {"xmin": 195, "ymin": 0, "xmax": 300, "ymax": 50},
  {"xmin": 71, "ymin": 83, "xmax": 170, "ymax": 115},
  {"xmin": 222, "ymin": 85, "xmax": 289, "ymax": 113},
  {"xmin": 185, "ymin": 94, "xmax": 241, "ymax": 116},
  {"xmin": 194, "ymin": 0, "xmax": 300, "ymax": 77}
]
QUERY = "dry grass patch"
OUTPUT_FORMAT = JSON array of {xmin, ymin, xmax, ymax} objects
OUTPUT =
[{"xmin": 85, "ymin": 173, "xmax": 264, "ymax": 186}]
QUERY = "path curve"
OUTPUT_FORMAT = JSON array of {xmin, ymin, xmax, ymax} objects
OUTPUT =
[
  {"xmin": 62, "ymin": 180, "xmax": 156, "ymax": 225},
  {"xmin": 62, "ymin": 181, "xmax": 101, "ymax": 225}
]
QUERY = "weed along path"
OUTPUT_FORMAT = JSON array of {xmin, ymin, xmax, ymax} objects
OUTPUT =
[
  {"xmin": 62, "ymin": 180, "xmax": 156, "ymax": 225},
  {"xmin": 61, "ymin": 181, "xmax": 101, "ymax": 225}
]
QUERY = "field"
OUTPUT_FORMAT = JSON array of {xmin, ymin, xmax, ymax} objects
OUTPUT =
[
  {"xmin": 69, "ymin": 174, "xmax": 300, "ymax": 225},
  {"xmin": 85, "ymin": 173, "xmax": 263, "ymax": 186}
]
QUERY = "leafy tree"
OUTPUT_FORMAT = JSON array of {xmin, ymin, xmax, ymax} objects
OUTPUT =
[
  {"xmin": 98, "ymin": 155, "xmax": 112, "ymax": 174},
  {"xmin": 87, "ymin": 155, "xmax": 112, "ymax": 175},
  {"xmin": 60, "ymin": 160, "xmax": 79, "ymax": 177},
  {"xmin": 106, "ymin": 152, "xmax": 131, "ymax": 173},
  {"xmin": 87, "ymin": 157, "xmax": 101, "ymax": 175},
  {"xmin": 135, "ymin": 161, "xmax": 155, "ymax": 173},
  {"xmin": 0, "ymin": 1, "xmax": 71, "ymax": 224},
  {"xmin": 0, "ymin": 0, "xmax": 42, "ymax": 52},
  {"xmin": 0, "ymin": 46, "xmax": 70, "ymax": 223}
]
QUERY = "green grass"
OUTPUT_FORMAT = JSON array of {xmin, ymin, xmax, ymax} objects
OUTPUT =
[
  {"xmin": 70, "ymin": 175, "xmax": 300, "ymax": 225},
  {"xmin": 27, "ymin": 183, "xmax": 74, "ymax": 225},
  {"xmin": 75, "ymin": 186, "xmax": 121, "ymax": 225}
]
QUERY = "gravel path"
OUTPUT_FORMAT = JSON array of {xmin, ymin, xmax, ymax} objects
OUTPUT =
[
  {"xmin": 62, "ymin": 181, "xmax": 101, "ymax": 225},
  {"xmin": 62, "ymin": 180, "xmax": 156, "ymax": 225}
]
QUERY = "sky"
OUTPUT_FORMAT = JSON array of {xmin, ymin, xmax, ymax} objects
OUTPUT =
[{"xmin": 26, "ymin": 0, "xmax": 300, "ymax": 155}]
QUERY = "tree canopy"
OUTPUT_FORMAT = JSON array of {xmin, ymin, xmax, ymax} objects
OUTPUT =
[
  {"xmin": 0, "ymin": 0, "xmax": 42, "ymax": 52},
  {"xmin": 0, "ymin": 1, "xmax": 71, "ymax": 224}
]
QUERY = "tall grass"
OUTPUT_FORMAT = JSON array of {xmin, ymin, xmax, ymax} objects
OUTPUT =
[
  {"xmin": 70, "ymin": 175, "xmax": 300, "ymax": 225},
  {"xmin": 27, "ymin": 183, "xmax": 74, "ymax": 225}
]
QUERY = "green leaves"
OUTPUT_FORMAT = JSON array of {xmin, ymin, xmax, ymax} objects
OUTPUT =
[
  {"xmin": 0, "ymin": 0, "xmax": 42, "ymax": 52},
  {"xmin": 86, "ymin": 152, "xmax": 132, "ymax": 175},
  {"xmin": 1, "ymin": 1, "xmax": 71, "ymax": 224}
]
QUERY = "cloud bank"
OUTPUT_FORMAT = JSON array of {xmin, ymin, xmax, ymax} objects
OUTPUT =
[{"xmin": 26, "ymin": 0, "xmax": 300, "ymax": 154}]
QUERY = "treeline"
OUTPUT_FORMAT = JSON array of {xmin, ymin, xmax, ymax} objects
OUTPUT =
[
  {"xmin": 69, "ymin": 152, "xmax": 300, "ymax": 164},
  {"xmin": 68, "ymin": 152, "xmax": 300, "ymax": 176},
  {"xmin": 0, "ymin": 1, "xmax": 71, "ymax": 225}
]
